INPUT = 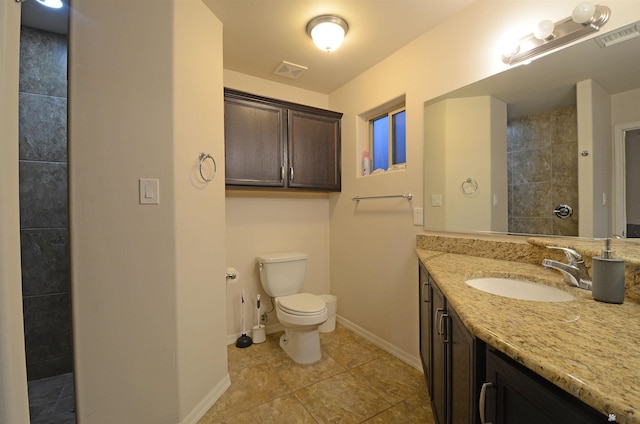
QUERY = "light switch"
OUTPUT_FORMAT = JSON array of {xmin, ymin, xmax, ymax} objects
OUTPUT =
[
  {"xmin": 413, "ymin": 207, "xmax": 423, "ymax": 226},
  {"xmin": 431, "ymin": 194, "xmax": 442, "ymax": 207},
  {"xmin": 139, "ymin": 178, "xmax": 159, "ymax": 205}
]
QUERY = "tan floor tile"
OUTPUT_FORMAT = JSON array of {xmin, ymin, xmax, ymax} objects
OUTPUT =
[
  {"xmin": 199, "ymin": 362, "xmax": 290, "ymax": 421},
  {"xmin": 295, "ymin": 371, "xmax": 391, "ymax": 424},
  {"xmin": 275, "ymin": 352, "xmax": 347, "ymax": 391},
  {"xmin": 363, "ymin": 388, "xmax": 435, "ymax": 424},
  {"xmin": 202, "ymin": 324, "xmax": 436, "ymax": 423},
  {"xmin": 213, "ymin": 394, "xmax": 317, "ymax": 424},
  {"xmin": 350, "ymin": 353, "xmax": 426, "ymax": 404},
  {"xmin": 321, "ymin": 332, "xmax": 383, "ymax": 369}
]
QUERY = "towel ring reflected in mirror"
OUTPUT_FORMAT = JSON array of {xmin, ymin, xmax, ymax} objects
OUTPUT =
[
  {"xmin": 198, "ymin": 152, "xmax": 216, "ymax": 182},
  {"xmin": 461, "ymin": 177, "xmax": 478, "ymax": 195}
]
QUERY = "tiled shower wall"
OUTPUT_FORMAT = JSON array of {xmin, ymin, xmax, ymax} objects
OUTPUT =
[
  {"xmin": 507, "ymin": 105, "xmax": 579, "ymax": 236},
  {"xmin": 19, "ymin": 26, "xmax": 71, "ymax": 381}
]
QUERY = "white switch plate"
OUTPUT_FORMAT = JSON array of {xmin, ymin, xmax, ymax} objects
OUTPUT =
[
  {"xmin": 413, "ymin": 207, "xmax": 423, "ymax": 226},
  {"xmin": 431, "ymin": 194, "xmax": 442, "ymax": 207},
  {"xmin": 139, "ymin": 178, "xmax": 160, "ymax": 205}
]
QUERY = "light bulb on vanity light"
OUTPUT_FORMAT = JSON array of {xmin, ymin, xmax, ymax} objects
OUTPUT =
[
  {"xmin": 572, "ymin": 2, "xmax": 596, "ymax": 24},
  {"xmin": 534, "ymin": 19, "xmax": 555, "ymax": 40}
]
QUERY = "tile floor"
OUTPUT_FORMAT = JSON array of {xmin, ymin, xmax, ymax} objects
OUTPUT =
[
  {"xmin": 27, "ymin": 372, "xmax": 76, "ymax": 424},
  {"xmin": 199, "ymin": 324, "xmax": 435, "ymax": 424}
]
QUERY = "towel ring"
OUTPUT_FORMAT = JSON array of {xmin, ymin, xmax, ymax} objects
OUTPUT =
[
  {"xmin": 461, "ymin": 177, "xmax": 478, "ymax": 195},
  {"xmin": 198, "ymin": 153, "xmax": 216, "ymax": 182}
]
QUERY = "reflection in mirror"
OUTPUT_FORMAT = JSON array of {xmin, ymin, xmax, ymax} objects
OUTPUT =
[{"xmin": 423, "ymin": 22, "xmax": 640, "ymax": 239}]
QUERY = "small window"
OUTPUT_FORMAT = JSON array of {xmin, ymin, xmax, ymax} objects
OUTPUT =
[{"xmin": 369, "ymin": 106, "xmax": 406, "ymax": 172}]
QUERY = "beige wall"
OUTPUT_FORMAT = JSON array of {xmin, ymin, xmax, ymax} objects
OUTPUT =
[
  {"xmin": 577, "ymin": 79, "xmax": 612, "ymax": 238},
  {"xmin": 425, "ymin": 96, "xmax": 507, "ymax": 233},
  {"xmin": 612, "ymin": 87, "xmax": 640, "ymax": 126},
  {"xmin": 0, "ymin": 2, "xmax": 30, "ymax": 423},
  {"xmin": 224, "ymin": 68, "xmax": 332, "ymax": 338},
  {"xmin": 69, "ymin": 0, "xmax": 227, "ymax": 422},
  {"xmin": 328, "ymin": 0, "xmax": 640, "ymax": 366}
]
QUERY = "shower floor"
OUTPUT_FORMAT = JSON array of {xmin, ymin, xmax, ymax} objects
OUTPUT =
[{"xmin": 27, "ymin": 372, "xmax": 76, "ymax": 424}]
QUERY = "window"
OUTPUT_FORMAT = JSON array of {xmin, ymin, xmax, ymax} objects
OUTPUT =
[{"xmin": 369, "ymin": 106, "xmax": 406, "ymax": 172}]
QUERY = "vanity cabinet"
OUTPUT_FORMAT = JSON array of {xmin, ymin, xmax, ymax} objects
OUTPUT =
[
  {"xmin": 419, "ymin": 263, "xmax": 432, "ymax": 393},
  {"xmin": 224, "ymin": 88, "xmax": 342, "ymax": 191},
  {"xmin": 483, "ymin": 348, "xmax": 606, "ymax": 424},
  {"xmin": 419, "ymin": 263, "xmax": 484, "ymax": 424}
]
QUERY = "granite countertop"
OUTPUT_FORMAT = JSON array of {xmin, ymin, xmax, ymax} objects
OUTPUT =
[{"xmin": 416, "ymin": 248, "xmax": 640, "ymax": 423}]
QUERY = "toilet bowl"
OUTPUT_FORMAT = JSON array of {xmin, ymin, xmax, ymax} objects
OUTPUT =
[
  {"xmin": 257, "ymin": 252, "xmax": 328, "ymax": 364},
  {"xmin": 275, "ymin": 293, "xmax": 328, "ymax": 364}
]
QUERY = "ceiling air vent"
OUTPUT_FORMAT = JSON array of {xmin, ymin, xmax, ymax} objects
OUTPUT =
[
  {"xmin": 596, "ymin": 22, "xmax": 640, "ymax": 48},
  {"xmin": 273, "ymin": 61, "xmax": 308, "ymax": 79}
]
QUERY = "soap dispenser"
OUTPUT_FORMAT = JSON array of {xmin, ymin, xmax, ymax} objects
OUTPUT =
[{"xmin": 591, "ymin": 238, "xmax": 625, "ymax": 304}]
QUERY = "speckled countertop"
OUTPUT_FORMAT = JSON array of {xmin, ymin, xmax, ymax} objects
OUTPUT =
[{"xmin": 416, "ymin": 248, "xmax": 640, "ymax": 423}]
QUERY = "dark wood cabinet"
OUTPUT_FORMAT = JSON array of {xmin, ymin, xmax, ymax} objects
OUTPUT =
[
  {"xmin": 224, "ymin": 88, "xmax": 342, "ymax": 191},
  {"xmin": 483, "ymin": 348, "xmax": 606, "ymax": 424},
  {"xmin": 419, "ymin": 264, "xmax": 483, "ymax": 424},
  {"xmin": 419, "ymin": 263, "xmax": 431, "ymax": 393}
]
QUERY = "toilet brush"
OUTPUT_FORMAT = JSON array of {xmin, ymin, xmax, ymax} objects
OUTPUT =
[{"xmin": 236, "ymin": 289, "xmax": 253, "ymax": 348}]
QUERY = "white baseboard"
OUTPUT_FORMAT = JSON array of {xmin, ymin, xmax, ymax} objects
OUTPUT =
[
  {"xmin": 180, "ymin": 373, "xmax": 231, "ymax": 424},
  {"xmin": 336, "ymin": 315, "xmax": 423, "ymax": 372},
  {"xmin": 226, "ymin": 323, "xmax": 284, "ymax": 345}
]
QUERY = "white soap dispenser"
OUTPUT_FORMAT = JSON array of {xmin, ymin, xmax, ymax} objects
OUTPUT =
[{"xmin": 591, "ymin": 238, "xmax": 625, "ymax": 304}]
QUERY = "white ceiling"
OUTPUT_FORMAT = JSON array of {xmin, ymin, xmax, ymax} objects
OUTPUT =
[{"xmin": 21, "ymin": 0, "xmax": 478, "ymax": 94}]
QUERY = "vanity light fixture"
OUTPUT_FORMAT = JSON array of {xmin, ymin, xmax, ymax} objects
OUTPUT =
[
  {"xmin": 306, "ymin": 15, "xmax": 349, "ymax": 53},
  {"xmin": 502, "ymin": 2, "xmax": 610, "ymax": 65},
  {"xmin": 14, "ymin": 0, "xmax": 63, "ymax": 8}
]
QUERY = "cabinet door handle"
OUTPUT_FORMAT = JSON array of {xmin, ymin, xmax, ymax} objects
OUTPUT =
[
  {"xmin": 280, "ymin": 166, "xmax": 285, "ymax": 182},
  {"xmin": 435, "ymin": 308, "xmax": 443, "ymax": 336},
  {"xmin": 440, "ymin": 312, "xmax": 450, "ymax": 343},
  {"xmin": 422, "ymin": 282, "xmax": 429, "ymax": 303},
  {"xmin": 290, "ymin": 167, "xmax": 294, "ymax": 182},
  {"xmin": 479, "ymin": 382, "xmax": 494, "ymax": 424}
]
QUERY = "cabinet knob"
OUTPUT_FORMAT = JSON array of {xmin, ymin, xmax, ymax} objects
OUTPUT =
[{"xmin": 290, "ymin": 167, "xmax": 294, "ymax": 182}]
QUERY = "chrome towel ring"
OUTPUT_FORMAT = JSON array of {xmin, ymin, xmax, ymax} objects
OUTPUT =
[
  {"xmin": 198, "ymin": 152, "xmax": 216, "ymax": 182},
  {"xmin": 461, "ymin": 177, "xmax": 478, "ymax": 195}
]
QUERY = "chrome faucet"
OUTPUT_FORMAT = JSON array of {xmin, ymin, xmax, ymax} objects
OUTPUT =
[{"xmin": 542, "ymin": 246, "xmax": 592, "ymax": 290}]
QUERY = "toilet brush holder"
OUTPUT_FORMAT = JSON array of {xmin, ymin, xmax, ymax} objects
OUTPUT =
[{"xmin": 252, "ymin": 324, "xmax": 266, "ymax": 344}]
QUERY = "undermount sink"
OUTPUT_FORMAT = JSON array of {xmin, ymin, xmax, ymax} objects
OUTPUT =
[{"xmin": 465, "ymin": 277, "xmax": 575, "ymax": 302}]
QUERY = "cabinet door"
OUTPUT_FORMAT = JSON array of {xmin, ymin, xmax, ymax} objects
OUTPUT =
[
  {"xmin": 287, "ymin": 109, "xmax": 341, "ymax": 191},
  {"xmin": 431, "ymin": 283, "xmax": 448, "ymax": 424},
  {"xmin": 418, "ymin": 264, "xmax": 432, "ymax": 393},
  {"xmin": 484, "ymin": 348, "xmax": 605, "ymax": 424},
  {"xmin": 224, "ymin": 97, "xmax": 285, "ymax": 187},
  {"xmin": 449, "ymin": 307, "xmax": 481, "ymax": 424}
]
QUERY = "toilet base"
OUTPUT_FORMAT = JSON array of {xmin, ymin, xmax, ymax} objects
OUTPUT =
[{"xmin": 279, "ymin": 327, "xmax": 322, "ymax": 364}]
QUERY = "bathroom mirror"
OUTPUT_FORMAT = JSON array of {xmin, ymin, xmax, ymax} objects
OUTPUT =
[{"xmin": 423, "ymin": 22, "xmax": 640, "ymax": 239}]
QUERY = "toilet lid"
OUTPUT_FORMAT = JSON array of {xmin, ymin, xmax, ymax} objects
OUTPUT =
[{"xmin": 278, "ymin": 293, "xmax": 326, "ymax": 315}]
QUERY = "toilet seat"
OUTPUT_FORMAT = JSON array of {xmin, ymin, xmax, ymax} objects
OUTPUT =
[{"xmin": 278, "ymin": 293, "xmax": 326, "ymax": 316}]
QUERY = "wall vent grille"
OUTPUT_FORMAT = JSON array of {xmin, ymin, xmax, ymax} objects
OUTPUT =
[{"xmin": 596, "ymin": 22, "xmax": 640, "ymax": 48}]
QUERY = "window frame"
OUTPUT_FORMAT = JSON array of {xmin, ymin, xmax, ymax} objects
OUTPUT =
[{"xmin": 368, "ymin": 105, "xmax": 406, "ymax": 172}]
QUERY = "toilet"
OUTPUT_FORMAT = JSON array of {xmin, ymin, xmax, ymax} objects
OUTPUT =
[{"xmin": 257, "ymin": 252, "xmax": 327, "ymax": 364}]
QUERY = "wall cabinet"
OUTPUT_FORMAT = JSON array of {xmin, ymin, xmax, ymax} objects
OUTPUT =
[
  {"xmin": 224, "ymin": 89, "xmax": 342, "ymax": 191},
  {"xmin": 419, "ymin": 263, "xmax": 483, "ymax": 424},
  {"xmin": 483, "ymin": 348, "xmax": 606, "ymax": 424}
]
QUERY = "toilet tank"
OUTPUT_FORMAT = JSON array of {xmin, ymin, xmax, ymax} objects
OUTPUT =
[{"xmin": 257, "ymin": 252, "xmax": 308, "ymax": 297}]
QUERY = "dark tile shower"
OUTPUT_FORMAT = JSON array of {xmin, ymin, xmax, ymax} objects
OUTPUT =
[
  {"xmin": 507, "ymin": 105, "xmax": 579, "ymax": 236},
  {"xmin": 19, "ymin": 26, "xmax": 75, "ymax": 423}
]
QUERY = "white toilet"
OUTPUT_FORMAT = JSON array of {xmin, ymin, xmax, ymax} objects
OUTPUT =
[{"xmin": 257, "ymin": 252, "xmax": 328, "ymax": 364}]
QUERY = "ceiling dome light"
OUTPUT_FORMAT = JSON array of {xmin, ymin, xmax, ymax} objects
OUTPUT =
[
  {"xmin": 572, "ymin": 2, "xmax": 596, "ymax": 24},
  {"xmin": 306, "ymin": 15, "xmax": 349, "ymax": 53},
  {"xmin": 35, "ymin": 0, "xmax": 63, "ymax": 8}
]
